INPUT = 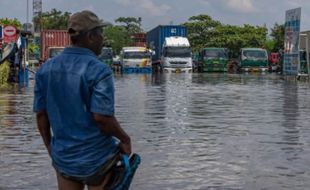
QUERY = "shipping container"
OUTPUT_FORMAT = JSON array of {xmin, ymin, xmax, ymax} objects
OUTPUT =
[
  {"xmin": 40, "ymin": 30, "xmax": 71, "ymax": 61},
  {"xmin": 146, "ymin": 25, "xmax": 187, "ymax": 62},
  {"xmin": 131, "ymin": 33, "xmax": 146, "ymax": 47}
]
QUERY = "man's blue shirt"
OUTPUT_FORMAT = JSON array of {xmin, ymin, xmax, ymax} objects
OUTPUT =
[{"xmin": 33, "ymin": 47, "xmax": 118, "ymax": 177}]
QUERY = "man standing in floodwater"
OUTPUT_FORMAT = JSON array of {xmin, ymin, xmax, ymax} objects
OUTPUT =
[{"xmin": 33, "ymin": 10, "xmax": 131, "ymax": 190}]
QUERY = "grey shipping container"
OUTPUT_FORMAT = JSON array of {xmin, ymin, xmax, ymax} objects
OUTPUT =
[{"xmin": 146, "ymin": 25, "xmax": 187, "ymax": 62}]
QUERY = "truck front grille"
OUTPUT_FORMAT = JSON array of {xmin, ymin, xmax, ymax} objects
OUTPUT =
[{"xmin": 170, "ymin": 61, "xmax": 187, "ymax": 65}]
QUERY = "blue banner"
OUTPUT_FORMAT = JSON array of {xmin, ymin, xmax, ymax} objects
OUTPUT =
[
  {"xmin": 0, "ymin": 25, "xmax": 2, "ymax": 39},
  {"xmin": 283, "ymin": 8, "xmax": 301, "ymax": 75}
]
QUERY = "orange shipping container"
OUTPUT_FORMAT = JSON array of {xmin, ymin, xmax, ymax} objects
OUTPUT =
[{"xmin": 40, "ymin": 30, "xmax": 71, "ymax": 61}]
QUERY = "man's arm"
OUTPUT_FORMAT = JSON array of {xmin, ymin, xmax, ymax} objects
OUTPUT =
[
  {"xmin": 36, "ymin": 110, "xmax": 52, "ymax": 156},
  {"xmin": 94, "ymin": 113, "xmax": 131, "ymax": 155}
]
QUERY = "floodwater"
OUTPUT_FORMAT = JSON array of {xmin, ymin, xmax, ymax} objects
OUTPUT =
[{"xmin": 1, "ymin": 73, "xmax": 310, "ymax": 190}]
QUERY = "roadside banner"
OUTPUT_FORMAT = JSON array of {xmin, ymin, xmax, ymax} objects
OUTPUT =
[
  {"xmin": 0, "ymin": 25, "xmax": 3, "ymax": 39},
  {"xmin": 0, "ymin": 26, "xmax": 2, "ymax": 49},
  {"xmin": 3, "ymin": 25, "xmax": 17, "ymax": 44},
  {"xmin": 283, "ymin": 7, "xmax": 301, "ymax": 75}
]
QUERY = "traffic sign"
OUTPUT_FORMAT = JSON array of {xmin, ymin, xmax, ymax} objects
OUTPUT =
[{"xmin": 3, "ymin": 25, "xmax": 17, "ymax": 43}]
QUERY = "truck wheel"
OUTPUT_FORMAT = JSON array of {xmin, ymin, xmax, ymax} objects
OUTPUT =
[{"xmin": 197, "ymin": 65, "xmax": 203, "ymax": 73}]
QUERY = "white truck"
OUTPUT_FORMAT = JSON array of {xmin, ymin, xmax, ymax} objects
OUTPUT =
[{"xmin": 161, "ymin": 36, "xmax": 193, "ymax": 73}]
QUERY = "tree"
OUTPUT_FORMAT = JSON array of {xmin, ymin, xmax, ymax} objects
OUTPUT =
[
  {"xmin": 104, "ymin": 25, "xmax": 132, "ymax": 54},
  {"xmin": 210, "ymin": 24, "xmax": 268, "ymax": 57},
  {"xmin": 0, "ymin": 18, "xmax": 22, "ymax": 29},
  {"xmin": 183, "ymin": 14, "xmax": 268, "ymax": 57},
  {"xmin": 270, "ymin": 23, "xmax": 284, "ymax": 52},
  {"xmin": 28, "ymin": 43, "xmax": 40, "ymax": 54},
  {"xmin": 33, "ymin": 9, "xmax": 71, "ymax": 30},
  {"xmin": 115, "ymin": 17, "xmax": 142, "ymax": 34},
  {"xmin": 263, "ymin": 39, "xmax": 276, "ymax": 53},
  {"xmin": 183, "ymin": 14, "xmax": 221, "ymax": 52}
]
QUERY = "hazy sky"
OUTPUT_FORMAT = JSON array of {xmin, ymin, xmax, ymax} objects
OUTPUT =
[{"xmin": 1, "ymin": 0, "xmax": 310, "ymax": 32}]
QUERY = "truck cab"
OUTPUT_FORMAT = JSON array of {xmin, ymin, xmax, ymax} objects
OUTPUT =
[
  {"xmin": 48, "ymin": 47, "xmax": 64, "ymax": 59},
  {"xmin": 161, "ymin": 36, "xmax": 192, "ymax": 73},
  {"xmin": 120, "ymin": 47, "xmax": 153, "ymax": 72},
  {"xmin": 197, "ymin": 48, "xmax": 228, "ymax": 72},
  {"xmin": 269, "ymin": 52, "xmax": 280, "ymax": 72},
  {"xmin": 98, "ymin": 47, "xmax": 113, "ymax": 66},
  {"xmin": 240, "ymin": 48, "xmax": 268, "ymax": 72},
  {"xmin": 299, "ymin": 49, "xmax": 308, "ymax": 74}
]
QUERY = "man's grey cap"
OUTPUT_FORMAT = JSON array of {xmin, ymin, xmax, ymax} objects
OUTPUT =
[{"xmin": 68, "ymin": 10, "xmax": 109, "ymax": 36}]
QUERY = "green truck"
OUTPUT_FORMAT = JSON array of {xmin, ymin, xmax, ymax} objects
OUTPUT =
[
  {"xmin": 98, "ymin": 47, "xmax": 113, "ymax": 66},
  {"xmin": 197, "ymin": 48, "xmax": 228, "ymax": 72},
  {"xmin": 299, "ymin": 50, "xmax": 308, "ymax": 74},
  {"xmin": 239, "ymin": 48, "xmax": 269, "ymax": 72}
]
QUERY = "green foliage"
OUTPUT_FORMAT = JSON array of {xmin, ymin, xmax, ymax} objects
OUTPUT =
[
  {"xmin": 104, "ymin": 25, "xmax": 132, "ymax": 54},
  {"xmin": 28, "ymin": 43, "xmax": 40, "ymax": 54},
  {"xmin": 183, "ymin": 14, "xmax": 268, "ymax": 57},
  {"xmin": 0, "ymin": 18, "xmax": 22, "ymax": 29},
  {"xmin": 115, "ymin": 17, "xmax": 142, "ymax": 34},
  {"xmin": 183, "ymin": 14, "xmax": 221, "ymax": 52},
  {"xmin": 264, "ymin": 39, "xmax": 276, "ymax": 53},
  {"xmin": 270, "ymin": 23, "xmax": 284, "ymax": 52},
  {"xmin": 211, "ymin": 24, "xmax": 267, "ymax": 57},
  {"xmin": 0, "ymin": 60, "xmax": 10, "ymax": 88},
  {"xmin": 33, "ymin": 8, "xmax": 71, "ymax": 30}
]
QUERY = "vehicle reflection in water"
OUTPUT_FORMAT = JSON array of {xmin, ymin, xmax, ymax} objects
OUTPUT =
[{"xmin": 1, "ymin": 73, "xmax": 310, "ymax": 190}]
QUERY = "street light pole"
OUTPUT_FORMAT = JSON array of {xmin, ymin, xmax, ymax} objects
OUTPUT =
[{"xmin": 27, "ymin": 0, "xmax": 29, "ymax": 25}]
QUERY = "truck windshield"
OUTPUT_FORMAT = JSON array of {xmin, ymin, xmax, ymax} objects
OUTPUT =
[
  {"xmin": 204, "ymin": 49, "xmax": 227, "ymax": 59},
  {"xmin": 300, "ymin": 50, "xmax": 307, "ymax": 61},
  {"xmin": 123, "ymin": 51, "xmax": 151, "ymax": 59},
  {"xmin": 242, "ymin": 50, "xmax": 267, "ymax": 60},
  {"xmin": 99, "ymin": 49, "xmax": 113, "ymax": 60},
  {"xmin": 49, "ymin": 48, "xmax": 64, "ymax": 58},
  {"xmin": 164, "ymin": 47, "xmax": 191, "ymax": 58}
]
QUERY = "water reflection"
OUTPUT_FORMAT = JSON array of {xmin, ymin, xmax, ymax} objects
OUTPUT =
[
  {"xmin": 0, "ymin": 85, "xmax": 56, "ymax": 190},
  {"xmin": 1, "ymin": 73, "xmax": 310, "ymax": 190}
]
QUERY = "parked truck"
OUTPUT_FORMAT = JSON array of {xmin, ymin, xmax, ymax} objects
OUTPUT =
[
  {"xmin": 119, "ymin": 46, "xmax": 153, "ymax": 73},
  {"xmin": 40, "ymin": 30, "xmax": 70, "ymax": 62},
  {"xmin": 239, "ymin": 48, "xmax": 269, "ymax": 72},
  {"xmin": 98, "ymin": 47, "xmax": 113, "ymax": 66},
  {"xmin": 197, "ymin": 47, "xmax": 229, "ymax": 72},
  {"xmin": 269, "ymin": 52, "xmax": 280, "ymax": 72},
  {"xmin": 146, "ymin": 25, "xmax": 192, "ymax": 73},
  {"xmin": 299, "ymin": 49, "xmax": 308, "ymax": 74}
]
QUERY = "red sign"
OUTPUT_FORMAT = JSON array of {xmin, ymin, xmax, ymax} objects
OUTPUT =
[{"xmin": 3, "ymin": 25, "xmax": 17, "ymax": 43}]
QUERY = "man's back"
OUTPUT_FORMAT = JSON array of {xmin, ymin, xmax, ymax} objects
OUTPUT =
[{"xmin": 34, "ymin": 47, "xmax": 118, "ymax": 177}]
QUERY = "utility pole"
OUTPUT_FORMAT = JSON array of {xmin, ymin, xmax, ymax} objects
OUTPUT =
[{"xmin": 33, "ymin": 0, "xmax": 42, "ymax": 33}]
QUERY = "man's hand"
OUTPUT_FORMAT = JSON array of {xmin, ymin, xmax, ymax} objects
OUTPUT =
[
  {"xmin": 119, "ymin": 137, "xmax": 131, "ymax": 155},
  {"xmin": 94, "ymin": 114, "xmax": 132, "ymax": 155}
]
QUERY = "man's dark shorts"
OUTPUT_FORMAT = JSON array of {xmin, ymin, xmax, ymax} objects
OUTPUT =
[{"xmin": 55, "ymin": 152, "xmax": 120, "ymax": 186}]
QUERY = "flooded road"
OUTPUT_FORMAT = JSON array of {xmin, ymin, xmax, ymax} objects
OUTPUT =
[{"xmin": 1, "ymin": 73, "xmax": 310, "ymax": 190}]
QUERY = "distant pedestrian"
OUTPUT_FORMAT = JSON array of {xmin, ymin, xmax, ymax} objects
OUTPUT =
[{"xmin": 33, "ymin": 10, "xmax": 133, "ymax": 190}]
